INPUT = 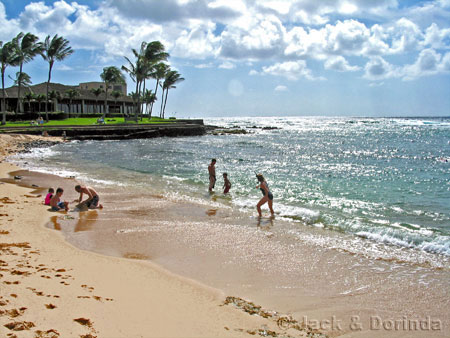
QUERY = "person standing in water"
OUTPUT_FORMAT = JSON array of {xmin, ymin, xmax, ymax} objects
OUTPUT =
[
  {"xmin": 208, "ymin": 159, "xmax": 216, "ymax": 192},
  {"xmin": 256, "ymin": 173, "xmax": 274, "ymax": 217},
  {"xmin": 223, "ymin": 173, "xmax": 231, "ymax": 194}
]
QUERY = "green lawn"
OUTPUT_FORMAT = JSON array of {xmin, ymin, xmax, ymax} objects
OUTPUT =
[{"xmin": 1, "ymin": 116, "xmax": 175, "ymax": 127}]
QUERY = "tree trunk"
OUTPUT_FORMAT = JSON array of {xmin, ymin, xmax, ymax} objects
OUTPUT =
[
  {"xmin": 103, "ymin": 84, "xmax": 108, "ymax": 119},
  {"xmin": 1, "ymin": 70, "xmax": 6, "ymax": 125},
  {"xmin": 163, "ymin": 89, "xmax": 169, "ymax": 119},
  {"xmin": 159, "ymin": 88, "xmax": 165, "ymax": 118},
  {"xmin": 16, "ymin": 63, "xmax": 24, "ymax": 114},
  {"xmin": 150, "ymin": 79, "xmax": 159, "ymax": 118},
  {"xmin": 46, "ymin": 62, "xmax": 53, "ymax": 122}
]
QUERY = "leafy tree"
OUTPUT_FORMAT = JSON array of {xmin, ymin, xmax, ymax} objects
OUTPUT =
[
  {"xmin": 91, "ymin": 88, "xmax": 104, "ymax": 114},
  {"xmin": 24, "ymin": 92, "xmax": 35, "ymax": 114},
  {"xmin": 48, "ymin": 90, "xmax": 62, "ymax": 112},
  {"xmin": 11, "ymin": 32, "xmax": 43, "ymax": 113},
  {"xmin": 122, "ymin": 40, "xmax": 169, "ymax": 120},
  {"xmin": 149, "ymin": 62, "xmax": 169, "ymax": 116},
  {"xmin": 100, "ymin": 66, "xmax": 125, "ymax": 118},
  {"xmin": 9, "ymin": 71, "xmax": 32, "ymax": 88},
  {"xmin": 41, "ymin": 34, "xmax": 73, "ymax": 121},
  {"xmin": 160, "ymin": 70, "xmax": 184, "ymax": 118},
  {"xmin": 35, "ymin": 94, "xmax": 46, "ymax": 114},
  {"xmin": 142, "ymin": 89, "xmax": 157, "ymax": 117},
  {"xmin": 111, "ymin": 90, "xmax": 122, "ymax": 114},
  {"xmin": 1, "ymin": 41, "xmax": 20, "ymax": 124},
  {"xmin": 65, "ymin": 89, "xmax": 79, "ymax": 117}
]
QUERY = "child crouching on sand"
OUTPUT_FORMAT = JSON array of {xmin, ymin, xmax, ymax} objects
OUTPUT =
[
  {"xmin": 50, "ymin": 188, "xmax": 69, "ymax": 212},
  {"xmin": 44, "ymin": 188, "xmax": 54, "ymax": 206}
]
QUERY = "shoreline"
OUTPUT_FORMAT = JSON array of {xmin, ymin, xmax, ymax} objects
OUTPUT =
[
  {"xmin": 1, "ymin": 133, "xmax": 449, "ymax": 338},
  {"xmin": 0, "ymin": 135, "xmax": 322, "ymax": 337}
]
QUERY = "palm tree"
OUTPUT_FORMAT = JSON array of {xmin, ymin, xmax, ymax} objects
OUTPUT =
[
  {"xmin": 1, "ymin": 40, "xmax": 19, "ymax": 124},
  {"xmin": 100, "ymin": 66, "xmax": 125, "ymax": 118},
  {"xmin": 111, "ymin": 90, "xmax": 122, "ymax": 114},
  {"xmin": 35, "ymin": 94, "xmax": 46, "ymax": 115},
  {"xmin": 160, "ymin": 70, "xmax": 184, "ymax": 118},
  {"xmin": 149, "ymin": 62, "xmax": 169, "ymax": 116},
  {"xmin": 48, "ymin": 90, "xmax": 61, "ymax": 112},
  {"xmin": 91, "ymin": 88, "xmax": 104, "ymax": 114},
  {"xmin": 122, "ymin": 40, "xmax": 169, "ymax": 120},
  {"xmin": 41, "ymin": 34, "xmax": 74, "ymax": 122},
  {"xmin": 24, "ymin": 92, "xmax": 35, "ymax": 114},
  {"xmin": 122, "ymin": 47, "xmax": 146, "ymax": 120},
  {"xmin": 11, "ymin": 32, "xmax": 43, "ymax": 113},
  {"xmin": 65, "ymin": 89, "xmax": 79, "ymax": 117},
  {"xmin": 9, "ymin": 71, "xmax": 32, "ymax": 88},
  {"xmin": 142, "ymin": 89, "xmax": 157, "ymax": 117}
]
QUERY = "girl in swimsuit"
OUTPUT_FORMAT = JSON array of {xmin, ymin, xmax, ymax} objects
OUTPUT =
[{"xmin": 256, "ymin": 174, "xmax": 274, "ymax": 217}]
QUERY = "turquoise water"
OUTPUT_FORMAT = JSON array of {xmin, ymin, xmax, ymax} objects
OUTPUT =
[{"xmin": 13, "ymin": 116, "xmax": 450, "ymax": 259}]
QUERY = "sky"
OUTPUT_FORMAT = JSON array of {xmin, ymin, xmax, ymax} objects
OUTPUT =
[{"xmin": 0, "ymin": 0, "xmax": 450, "ymax": 118}]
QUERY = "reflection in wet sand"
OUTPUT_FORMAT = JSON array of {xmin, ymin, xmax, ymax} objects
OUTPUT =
[
  {"xmin": 50, "ymin": 216, "xmax": 61, "ymax": 231},
  {"xmin": 74, "ymin": 210, "xmax": 98, "ymax": 232},
  {"xmin": 206, "ymin": 209, "xmax": 217, "ymax": 216}
]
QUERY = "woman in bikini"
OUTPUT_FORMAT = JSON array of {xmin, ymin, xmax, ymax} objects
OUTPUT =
[{"xmin": 256, "ymin": 174, "xmax": 274, "ymax": 217}]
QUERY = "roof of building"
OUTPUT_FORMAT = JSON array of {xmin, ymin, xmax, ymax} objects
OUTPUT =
[{"xmin": 4, "ymin": 82, "xmax": 133, "ymax": 102}]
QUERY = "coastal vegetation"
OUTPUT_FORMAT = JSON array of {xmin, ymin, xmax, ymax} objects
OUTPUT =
[
  {"xmin": 0, "ymin": 32, "xmax": 185, "ymax": 126},
  {"xmin": 0, "ymin": 116, "xmax": 175, "ymax": 128}
]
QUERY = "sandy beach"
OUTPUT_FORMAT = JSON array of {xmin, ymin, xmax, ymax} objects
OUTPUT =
[{"xmin": 0, "ymin": 135, "xmax": 321, "ymax": 338}]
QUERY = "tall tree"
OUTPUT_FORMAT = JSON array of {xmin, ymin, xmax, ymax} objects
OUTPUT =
[
  {"xmin": 149, "ymin": 62, "xmax": 169, "ymax": 116},
  {"xmin": 65, "ymin": 89, "xmax": 79, "ymax": 117},
  {"xmin": 24, "ymin": 92, "xmax": 35, "ymax": 114},
  {"xmin": 122, "ymin": 40, "xmax": 169, "ymax": 120},
  {"xmin": 35, "ymin": 94, "xmax": 46, "ymax": 114},
  {"xmin": 143, "ymin": 89, "xmax": 156, "ymax": 117},
  {"xmin": 41, "ymin": 34, "xmax": 73, "ymax": 122},
  {"xmin": 160, "ymin": 70, "xmax": 184, "ymax": 118},
  {"xmin": 48, "ymin": 90, "xmax": 61, "ymax": 112},
  {"xmin": 0, "ymin": 40, "xmax": 19, "ymax": 125},
  {"xmin": 111, "ymin": 90, "xmax": 122, "ymax": 114},
  {"xmin": 11, "ymin": 32, "xmax": 43, "ymax": 113},
  {"xmin": 100, "ymin": 66, "xmax": 125, "ymax": 118},
  {"xmin": 91, "ymin": 88, "xmax": 104, "ymax": 114}
]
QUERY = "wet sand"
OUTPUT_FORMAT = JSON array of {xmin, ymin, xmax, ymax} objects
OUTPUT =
[{"xmin": 1, "ymin": 134, "xmax": 449, "ymax": 337}]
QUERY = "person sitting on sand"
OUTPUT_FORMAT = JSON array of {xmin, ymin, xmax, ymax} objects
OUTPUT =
[
  {"xmin": 75, "ymin": 184, "xmax": 103, "ymax": 209},
  {"xmin": 223, "ymin": 173, "xmax": 231, "ymax": 194},
  {"xmin": 44, "ymin": 187, "xmax": 54, "ymax": 206},
  {"xmin": 50, "ymin": 188, "xmax": 69, "ymax": 212},
  {"xmin": 208, "ymin": 159, "xmax": 216, "ymax": 192},
  {"xmin": 256, "ymin": 174, "xmax": 274, "ymax": 217}
]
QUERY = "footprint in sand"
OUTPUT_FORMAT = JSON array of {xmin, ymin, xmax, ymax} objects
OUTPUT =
[
  {"xmin": 4, "ymin": 320, "xmax": 35, "ymax": 331},
  {"xmin": 73, "ymin": 318, "xmax": 93, "ymax": 327},
  {"xmin": 34, "ymin": 329, "xmax": 60, "ymax": 338}
]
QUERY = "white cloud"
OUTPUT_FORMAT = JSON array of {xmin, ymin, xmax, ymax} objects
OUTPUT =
[
  {"xmin": 274, "ymin": 85, "xmax": 288, "ymax": 91},
  {"xmin": 363, "ymin": 56, "xmax": 398, "ymax": 80},
  {"xmin": 219, "ymin": 61, "xmax": 235, "ymax": 69},
  {"xmin": 388, "ymin": 18, "xmax": 423, "ymax": 53},
  {"xmin": 219, "ymin": 13, "xmax": 286, "ymax": 59},
  {"xmin": 171, "ymin": 21, "xmax": 220, "ymax": 59},
  {"xmin": 441, "ymin": 52, "xmax": 450, "ymax": 71},
  {"xmin": 402, "ymin": 48, "xmax": 442, "ymax": 80},
  {"xmin": 261, "ymin": 60, "xmax": 320, "ymax": 81},
  {"xmin": 324, "ymin": 56, "xmax": 360, "ymax": 71}
]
